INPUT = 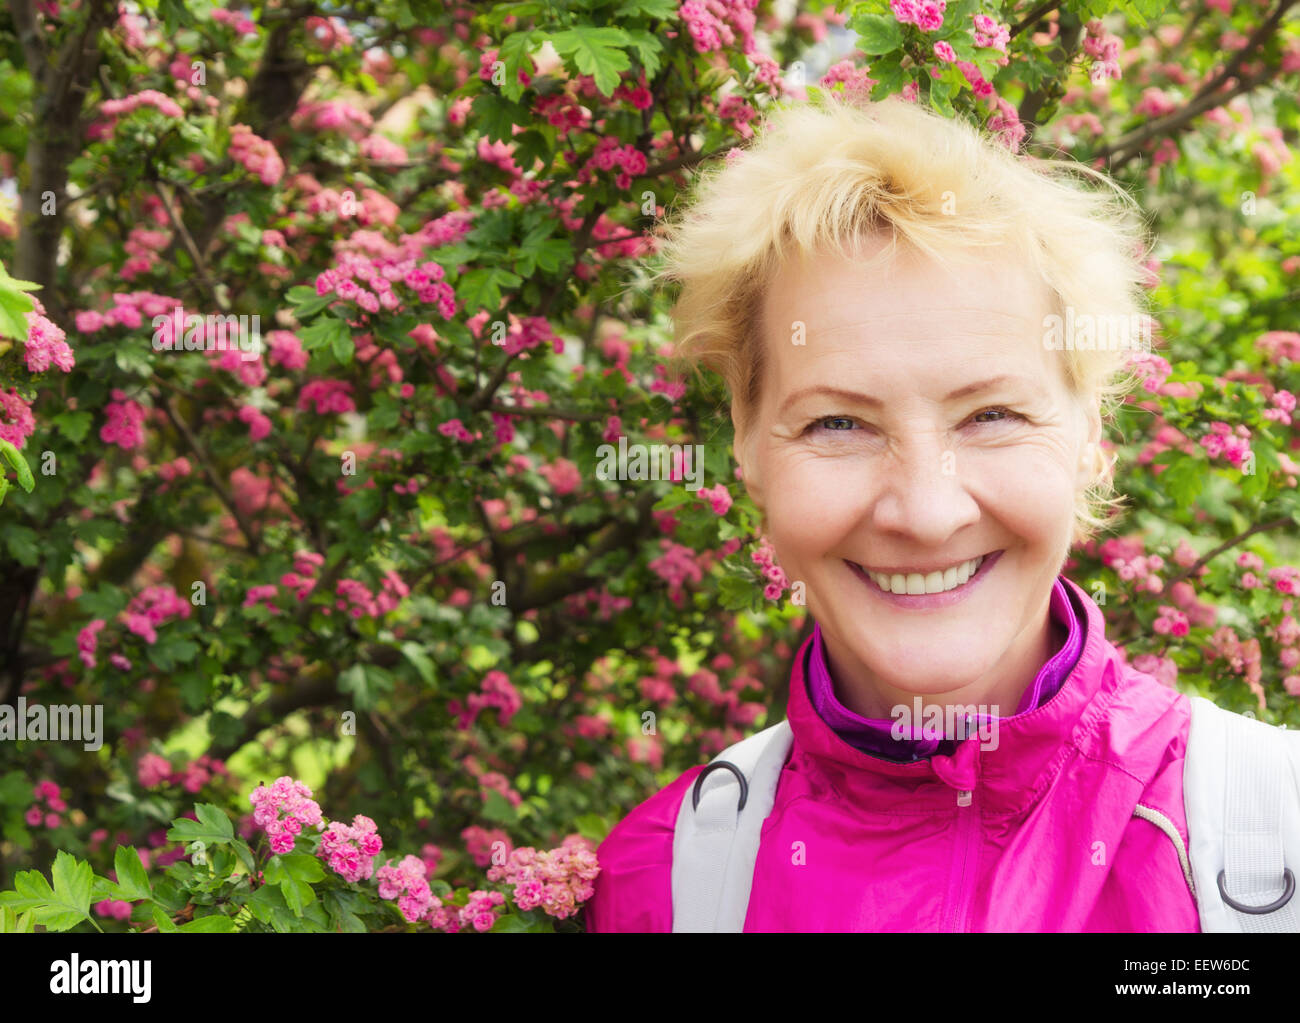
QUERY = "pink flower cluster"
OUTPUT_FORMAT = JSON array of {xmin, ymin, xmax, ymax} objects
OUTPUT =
[
  {"xmin": 819, "ymin": 59, "xmax": 877, "ymax": 96},
  {"xmin": 582, "ymin": 136, "xmax": 649, "ymax": 190},
  {"xmin": 752, "ymin": 536, "xmax": 789, "ymax": 601},
  {"xmin": 0, "ymin": 388, "xmax": 36, "ymax": 448},
  {"xmin": 1199, "ymin": 421, "xmax": 1252, "ymax": 467},
  {"xmin": 100, "ymin": 389, "xmax": 147, "ymax": 450},
  {"xmin": 1127, "ymin": 350, "xmax": 1173, "ymax": 393},
  {"xmin": 1153, "ymin": 605, "xmax": 1190, "ymax": 636},
  {"xmin": 298, "ymin": 378, "xmax": 355, "ymax": 415},
  {"xmin": 24, "ymin": 779, "xmax": 67, "ymax": 830},
  {"xmin": 456, "ymin": 889, "xmax": 506, "ymax": 932},
  {"xmin": 329, "ymin": 570, "xmax": 408, "ymax": 619},
  {"xmin": 279, "ymin": 550, "xmax": 325, "ymax": 601},
  {"xmin": 77, "ymin": 619, "xmax": 105, "ymax": 668},
  {"xmin": 211, "ymin": 6, "xmax": 258, "ymax": 35},
  {"xmin": 538, "ymin": 457, "xmax": 581, "ymax": 495},
  {"xmin": 291, "ymin": 99, "xmax": 373, "ymax": 139},
  {"xmin": 1263, "ymin": 389, "xmax": 1296, "ymax": 427},
  {"xmin": 318, "ymin": 814, "xmax": 384, "ymax": 882},
  {"xmin": 267, "ymin": 330, "xmax": 308, "ymax": 371},
  {"xmin": 972, "ymin": 14, "xmax": 1010, "ymax": 54},
  {"xmin": 449, "ymin": 669, "xmax": 523, "ymax": 729},
  {"xmin": 99, "ymin": 89, "xmax": 184, "ymax": 123},
  {"xmin": 648, "ymin": 540, "xmax": 706, "ymax": 603},
  {"xmin": 956, "ymin": 60, "xmax": 995, "ymax": 99},
  {"xmin": 121, "ymin": 584, "xmax": 191, "ymax": 644},
  {"xmin": 890, "ymin": 0, "xmax": 946, "ymax": 32},
  {"xmin": 229, "ymin": 124, "xmax": 284, "ymax": 186},
  {"xmin": 466, "ymin": 309, "xmax": 562, "ymax": 357},
  {"xmin": 461, "ymin": 825, "xmax": 512, "ymax": 869},
  {"xmin": 75, "ymin": 289, "xmax": 177, "ymax": 335},
  {"xmin": 376, "ymin": 854, "xmax": 435, "ymax": 922},
  {"xmin": 137, "ymin": 752, "xmax": 228, "ymax": 792},
  {"xmin": 1099, "ymin": 537, "xmax": 1167, "ymax": 594},
  {"xmin": 485, "ymin": 837, "xmax": 600, "ymax": 920},
  {"xmin": 314, "ymin": 252, "xmax": 456, "ymax": 320},
  {"xmin": 437, "ymin": 417, "xmax": 477, "ymax": 443},
  {"xmin": 696, "ymin": 484, "xmax": 732, "ymax": 516},
  {"xmin": 250, "ymin": 776, "xmax": 324, "ymax": 855},
  {"xmin": 1083, "ymin": 18, "xmax": 1123, "ymax": 81},
  {"xmin": 23, "ymin": 299, "xmax": 75, "ymax": 374},
  {"xmin": 1208, "ymin": 626, "xmax": 1265, "ymax": 711},
  {"xmin": 678, "ymin": 0, "xmax": 760, "ymax": 56},
  {"xmin": 1256, "ymin": 330, "xmax": 1300, "ymax": 365},
  {"xmin": 987, "ymin": 97, "xmax": 1026, "ymax": 152},
  {"xmin": 238, "ymin": 404, "xmax": 272, "ymax": 441}
]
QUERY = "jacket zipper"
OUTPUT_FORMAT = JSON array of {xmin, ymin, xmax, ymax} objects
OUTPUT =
[{"xmin": 941, "ymin": 786, "xmax": 979, "ymax": 932}]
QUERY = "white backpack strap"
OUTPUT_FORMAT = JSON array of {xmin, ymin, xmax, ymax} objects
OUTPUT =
[
  {"xmin": 1184, "ymin": 695, "xmax": 1300, "ymax": 932},
  {"xmin": 671, "ymin": 719, "xmax": 793, "ymax": 932}
]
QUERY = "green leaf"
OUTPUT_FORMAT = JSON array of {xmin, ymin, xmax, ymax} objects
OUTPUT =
[
  {"xmin": 400, "ymin": 641, "xmax": 437, "ymax": 685},
  {"xmin": 491, "ymin": 909, "xmax": 555, "ymax": 932},
  {"xmin": 623, "ymin": 28, "xmax": 664, "ymax": 80},
  {"xmin": 497, "ymin": 31, "xmax": 537, "ymax": 103},
  {"xmin": 480, "ymin": 789, "xmax": 518, "ymax": 823},
  {"xmin": 471, "ymin": 92, "xmax": 531, "ymax": 144},
  {"xmin": 614, "ymin": 0, "xmax": 678, "ymax": 15},
  {"xmin": 0, "ymin": 906, "xmax": 34, "ymax": 933},
  {"xmin": 287, "ymin": 285, "xmax": 334, "ymax": 318},
  {"xmin": 550, "ymin": 27, "xmax": 632, "ymax": 97},
  {"xmin": 151, "ymin": 904, "xmax": 179, "ymax": 932},
  {"xmin": 3, "ymin": 852, "xmax": 97, "ymax": 931},
  {"xmin": 299, "ymin": 315, "xmax": 351, "ymax": 354},
  {"xmin": 52, "ymin": 410, "xmax": 92, "ymax": 443},
  {"xmin": 0, "ymin": 437, "xmax": 33, "ymax": 493},
  {"xmin": 0, "ymin": 259, "xmax": 37, "ymax": 340},
  {"xmin": 265, "ymin": 852, "xmax": 326, "ymax": 885},
  {"xmin": 456, "ymin": 266, "xmax": 522, "ymax": 313},
  {"xmin": 178, "ymin": 914, "xmax": 236, "ymax": 932},
  {"xmin": 112, "ymin": 847, "xmax": 153, "ymax": 902},
  {"xmin": 851, "ymin": 13, "xmax": 904, "ymax": 56},
  {"xmin": 332, "ymin": 323, "xmax": 354, "ymax": 365},
  {"xmin": 166, "ymin": 803, "xmax": 235, "ymax": 845}
]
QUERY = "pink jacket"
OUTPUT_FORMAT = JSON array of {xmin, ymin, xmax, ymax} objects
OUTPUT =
[{"xmin": 586, "ymin": 576, "xmax": 1201, "ymax": 931}]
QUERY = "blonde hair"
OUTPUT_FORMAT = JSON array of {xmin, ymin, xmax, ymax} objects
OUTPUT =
[{"xmin": 649, "ymin": 94, "xmax": 1153, "ymax": 545}]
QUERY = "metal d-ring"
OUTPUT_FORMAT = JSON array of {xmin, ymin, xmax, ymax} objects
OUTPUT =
[
  {"xmin": 691, "ymin": 760, "xmax": 748, "ymax": 813},
  {"xmin": 1217, "ymin": 868, "xmax": 1295, "ymax": 915}
]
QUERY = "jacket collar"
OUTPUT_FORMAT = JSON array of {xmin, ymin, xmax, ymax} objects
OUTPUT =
[{"xmin": 785, "ymin": 575, "xmax": 1121, "ymax": 815}]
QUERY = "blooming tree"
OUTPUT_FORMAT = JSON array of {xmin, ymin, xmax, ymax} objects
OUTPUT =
[{"xmin": 0, "ymin": 0, "xmax": 1298, "ymax": 931}]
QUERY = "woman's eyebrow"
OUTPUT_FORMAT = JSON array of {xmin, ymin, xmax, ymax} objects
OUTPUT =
[{"xmin": 777, "ymin": 376, "xmax": 1032, "ymax": 416}]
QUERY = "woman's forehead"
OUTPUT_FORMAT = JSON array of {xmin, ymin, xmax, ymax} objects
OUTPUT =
[{"xmin": 763, "ymin": 250, "xmax": 1058, "ymax": 358}]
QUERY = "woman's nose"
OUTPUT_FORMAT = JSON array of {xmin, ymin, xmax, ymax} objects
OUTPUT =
[{"xmin": 870, "ymin": 440, "xmax": 981, "ymax": 544}]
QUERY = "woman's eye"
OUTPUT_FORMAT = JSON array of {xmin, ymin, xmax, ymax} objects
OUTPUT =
[
  {"xmin": 809, "ymin": 416, "xmax": 858, "ymax": 432},
  {"xmin": 970, "ymin": 407, "xmax": 1022, "ymax": 425}
]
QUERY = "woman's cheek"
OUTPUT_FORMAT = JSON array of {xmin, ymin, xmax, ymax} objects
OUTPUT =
[{"xmin": 969, "ymin": 450, "xmax": 1076, "ymax": 536}]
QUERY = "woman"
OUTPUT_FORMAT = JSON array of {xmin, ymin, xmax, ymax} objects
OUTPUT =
[{"xmin": 586, "ymin": 95, "xmax": 1203, "ymax": 932}]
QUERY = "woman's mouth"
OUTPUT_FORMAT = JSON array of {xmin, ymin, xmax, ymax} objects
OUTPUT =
[{"xmin": 845, "ymin": 550, "xmax": 1003, "ymax": 608}]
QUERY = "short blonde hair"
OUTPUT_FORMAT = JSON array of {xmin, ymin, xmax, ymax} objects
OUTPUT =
[{"xmin": 650, "ymin": 95, "xmax": 1153, "ymax": 544}]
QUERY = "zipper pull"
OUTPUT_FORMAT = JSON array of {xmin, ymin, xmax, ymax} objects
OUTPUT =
[{"xmin": 956, "ymin": 789, "xmax": 972, "ymax": 807}]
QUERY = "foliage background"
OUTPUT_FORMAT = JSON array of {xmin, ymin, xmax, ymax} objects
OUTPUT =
[{"xmin": 0, "ymin": 0, "xmax": 1298, "ymax": 930}]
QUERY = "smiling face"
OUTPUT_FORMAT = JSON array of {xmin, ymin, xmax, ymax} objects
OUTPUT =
[{"xmin": 735, "ymin": 234, "xmax": 1102, "ymax": 719}]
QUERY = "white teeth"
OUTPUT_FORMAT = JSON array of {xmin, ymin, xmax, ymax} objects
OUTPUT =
[{"xmin": 866, "ymin": 555, "xmax": 985, "ymax": 595}]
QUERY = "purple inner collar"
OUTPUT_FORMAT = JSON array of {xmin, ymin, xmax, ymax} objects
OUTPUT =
[{"xmin": 805, "ymin": 576, "xmax": 1085, "ymax": 762}]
